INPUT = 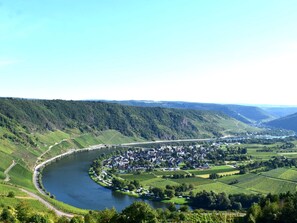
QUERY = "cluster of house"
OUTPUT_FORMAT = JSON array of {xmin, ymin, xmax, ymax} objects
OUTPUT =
[{"xmin": 102, "ymin": 144, "xmax": 221, "ymax": 172}]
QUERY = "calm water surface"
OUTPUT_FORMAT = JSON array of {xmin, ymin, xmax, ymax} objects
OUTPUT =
[{"xmin": 42, "ymin": 150, "xmax": 170, "ymax": 211}]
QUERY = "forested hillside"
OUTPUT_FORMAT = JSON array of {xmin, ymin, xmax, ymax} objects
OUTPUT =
[
  {"xmin": 0, "ymin": 98, "xmax": 256, "ymax": 140},
  {"xmin": 0, "ymin": 98, "xmax": 257, "ymax": 187}
]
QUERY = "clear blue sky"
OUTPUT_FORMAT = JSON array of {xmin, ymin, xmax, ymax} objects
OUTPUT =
[{"xmin": 1, "ymin": 0, "xmax": 297, "ymax": 105}]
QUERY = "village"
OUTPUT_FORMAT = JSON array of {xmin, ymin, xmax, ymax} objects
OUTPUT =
[
  {"xmin": 90, "ymin": 141, "xmax": 244, "ymax": 200},
  {"xmin": 102, "ymin": 143, "xmax": 222, "ymax": 172}
]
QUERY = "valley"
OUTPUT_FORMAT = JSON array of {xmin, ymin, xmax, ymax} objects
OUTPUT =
[{"xmin": 0, "ymin": 98, "xmax": 297, "ymax": 222}]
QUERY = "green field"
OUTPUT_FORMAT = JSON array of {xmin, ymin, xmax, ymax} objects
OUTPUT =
[
  {"xmin": 118, "ymin": 165, "xmax": 297, "ymax": 199},
  {"xmin": 153, "ymin": 170, "xmax": 189, "ymax": 176},
  {"xmin": 171, "ymin": 177, "xmax": 213, "ymax": 186},
  {"xmin": 218, "ymin": 169, "xmax": 297, "ymax": 194},
  {"xmin": 0, "ymin": 184, "xmax": 58, "ymax": 218},
  {"xmin": 192, "ymin": 181, "xmax": 254, "ymax": 195},
  {"xmin": 188, "ymin": 166, "xmax": 236, "ymax": 175},
  {"xmin": 9, "ymin": 164, "xmax": 35, "ymax": 190},
  {"xmin": 141, "ymin": 178, "xmax": 181, "ymax": 188},
  {"xmin": 120, "ymin": 173, "xmax": 157, "ymax": 181},
  {"xmin": 260, "ymin": 168, "xmax": 297, "ymax": 182}
]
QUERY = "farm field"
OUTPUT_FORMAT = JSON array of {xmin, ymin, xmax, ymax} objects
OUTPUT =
[
  {"xmin": 119, "ymin": 165, "xmax": 297, "ymax": 200},
  {"xmin": 92, "ymin": 139, "xmax": 297, "ymax": 209},
  {"xmin": 260, "ymin": 167, "xmax": 297, "ymax": 182},
  {"xmin": 192, "ymin": 181, "xmax": 254, "ymax": 195}
]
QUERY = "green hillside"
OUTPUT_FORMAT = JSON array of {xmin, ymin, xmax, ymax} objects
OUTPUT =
[{"xmin": 0, "ymin": 98, "xmax": 258, "ymax": 190}]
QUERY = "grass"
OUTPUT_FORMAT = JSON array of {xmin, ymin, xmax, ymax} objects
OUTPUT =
[
  {"xmin": 192, "ymin": 181, "xmax": 255, "ymax": 195},
  {"xmin": 197, "ymin": 170, "xmax": 240, "ymax": 179},
  {"xmin": 0, "ymin": 197, "xmax": 55, "ymax": 215},
  {"xmin": 73, "ymin": 134, "xmax": 102, "ymax": 148},
  {"xmin": 0, "ymin": 183, "xmax": 27, "ymax": 197},
  {"xmin": 188, "ymin": 166, "xmax": 236, "ymax": 175},
  {"xmin": 0, "ymin": 184, "xmax": 57, "ymax": 219},
  {"xmin": 234, "ymin": 174, "xmax": 297, "ymax": 194},
  {"xmin": 171, "ymin": 177, "xmax": 213, "ymax": 186},
  {"xmin": 41, "ymin": 195, "xmax": 89, "ymax": 215},
  {"xmin": 120, "ymin": 173, "xmax": 157, "ymax": 182},
  {"xmin": 141, "ymin": 178, "xmax": 180, "ymax": 188},
  {"xmin": 96, "ymin": 130, "xmax": 141, "ymax": 145},
  {"xmin": 153, "ymin": 170, "xmax": 189, "ymax": 176},
  {"xmin": 260, "ymin": 168, "xmax": 297, "ymax": 182},
  {"xmin": 0, "ymin": 151, "xmax": 13, "ymax": 173},
  {"xmin": 218, "ymin": 173, "xmax": 256, "ymax": 184},
  {"xmin": 9, "ymin": 164, "xmax": 35, "ymax": 191},
  {"xmin": 35, "ymin": 130, "xmax": 71, "ymax": 146},
  {"xmin": 163, "ymin": 197, "xmax": 187, "ymax": 205}
]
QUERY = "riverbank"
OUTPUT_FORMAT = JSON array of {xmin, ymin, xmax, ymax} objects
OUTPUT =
[{"xmin": 33, "ymin": 144, "xmax": 108, "ymax": 196}]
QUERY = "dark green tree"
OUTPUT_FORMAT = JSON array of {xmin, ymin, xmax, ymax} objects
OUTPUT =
[{"xmin": 118, "ymin": 201, "xmax": 158, "ymax": 223}]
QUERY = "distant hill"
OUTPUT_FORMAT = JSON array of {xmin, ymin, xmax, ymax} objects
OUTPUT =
[
  {"xmin": 261, "ymin": 107, "xmax": 297, "ymax": 118},
  {"xmin": 266, "ymin": 112, "xmax": 297, "ymax": 132},
  {"xmin": 103, "ymin": 100, "xmax": 275, "ymax": 124}
]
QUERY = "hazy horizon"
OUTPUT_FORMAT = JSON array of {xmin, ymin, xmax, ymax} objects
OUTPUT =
[{"xmin": 3, "ymin": 96, "xmax": 297, "ymax": 108}]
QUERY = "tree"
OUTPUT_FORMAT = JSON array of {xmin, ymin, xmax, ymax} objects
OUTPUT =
[
  {"xmin": 16, "ymin": 201, "xmax": 31, "ymax": 222},
  {"xmin": 128, "ymin": 183, "xmax": 136, "ymax": 191},
  {"xmin": 7, "ymin": 191, "xmax": 15, "ymax": 198},
  {"xmin": 179, "ymin": 205, "xmax": 189, "ymax": 212},
  {"xmin": 168, "ymin": 203, "xmax": 177, "ymax": 212},
  {"xmin": 112, "ymin": 178, "xmax": 126, "ymax": 189},
  {"xmin": 119, "ymin": 201, "xmax": 158, "ymax": 223},
  {"xmin": 57, "ymin": 216, "xmax": 70, "ymax": 223},
  {"xmin": 96, "ymin": 208, "xmax": 118, "ymax": 223},
  {"xmin": 245, "ymin": 203, "xmax": 262, "ymax": 223},
  {"xmin": 217, "ymin": 192, "xmax": 231, "ymax": 210},
  {"xmin": 70, "ymin": 216, "xmax": 84, "ymax": 223},
  {"xmin": 29, "ymin": 214, "xmax": 50, "ymax": 223},
  {"xmin": 165, "ymin": 189, "xmax": 175, "ymax": 199},
  {"xmin": 209, "ymin": 173, "xmax": 219, "ymax": 179},
  {"xmin": 151, "ymin": 187, "xmax": 165, "ymax": 199},
  {"xmin": 0, "ymin": 207, "xmax": 17, "ymax": 223}
]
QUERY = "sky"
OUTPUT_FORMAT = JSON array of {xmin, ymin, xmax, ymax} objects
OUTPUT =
[{"xmin": 1, "ymin": 0, "xmax": 297, "ymax": 106}]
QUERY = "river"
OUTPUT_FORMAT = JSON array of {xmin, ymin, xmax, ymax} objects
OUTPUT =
[
  {"xmin": 42, "ymin": 149, "xmax": 170, "ymax": 211},
  {"xmin": 42, "ymin": 134, "xmax": 293, "ymax": 211}
]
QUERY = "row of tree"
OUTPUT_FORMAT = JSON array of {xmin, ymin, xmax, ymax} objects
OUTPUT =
[
  {"xmin": 0, "ymin": 200, "xmax": 239, "ymax": 223},
  {"xmin": 239, "ymin": 156, "xmax": 297, "ymax": 174},
  {"xmin": 190, "ymin": 191, "xmax": 262, "ymax": 211}
]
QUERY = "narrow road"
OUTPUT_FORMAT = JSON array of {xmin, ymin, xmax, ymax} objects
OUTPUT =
[
  {"xmin": 4, "ymin": 160, "xmax": 16, "ymax": 182},
  {"xmin": 19, "ymin": 188, "xmax": 74, "ymax": 218},
  {"xmin": 35, "ymin": 139, "xmax": 68, "ymax": 168}
]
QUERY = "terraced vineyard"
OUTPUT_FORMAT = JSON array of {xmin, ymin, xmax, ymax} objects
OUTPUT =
[
  {"xmin": 260, "ymin": 167, "xmax": 297, "ymax": 182},
  {"xmin": 218, "ymin": 168, "xmax": 297, "ymax": 194}
]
